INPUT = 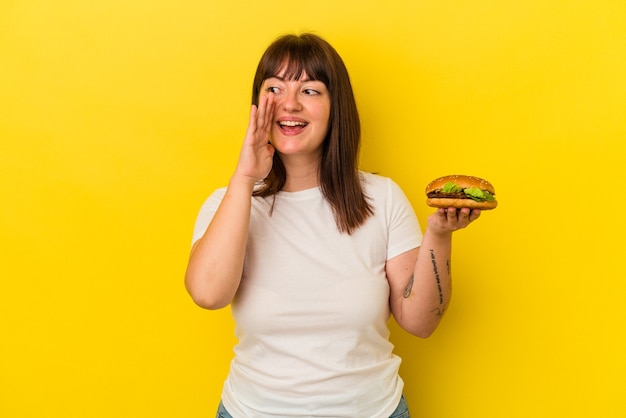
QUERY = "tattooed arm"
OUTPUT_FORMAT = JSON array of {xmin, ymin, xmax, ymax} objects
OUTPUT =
[{"xmin": 386, "ymin": 207, "xmax": 480, "ymax": 338}]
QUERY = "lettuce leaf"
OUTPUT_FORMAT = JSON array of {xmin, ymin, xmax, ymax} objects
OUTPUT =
[
  {"xmin": 463, "ymin": 187, "xmax": 495, "ymax": 202},
  {"xmin": 441, "ymin": 182, "xmax": 462, "ymax": 193}
]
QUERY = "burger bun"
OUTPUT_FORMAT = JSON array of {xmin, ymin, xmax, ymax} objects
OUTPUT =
[
  {"xmin": 426, "ymin": 197, "xmax": 498, "ymax": 210},
  {"xmin": 425, "ymin": 175, "xmax": 498, "ymax": 210}
]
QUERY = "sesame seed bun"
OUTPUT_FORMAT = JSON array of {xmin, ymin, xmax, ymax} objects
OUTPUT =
[{"xmin": 425, "ymin": 175, "xmax": 498, "ymax": 210}]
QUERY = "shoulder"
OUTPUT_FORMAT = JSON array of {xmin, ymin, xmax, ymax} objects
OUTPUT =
[
  {"xmin": 360, "ymin": 171, "xmax": 389, "ymax": 190},
  {"xmin": 204, "ymin": 186, "xmax": 228, "ymax": 205},
  {"xmin": 191, "ymin": 186, "xmax": 228, "ymax": 245},
  {"xmin": 360, "ymin": 171, "xmax": 405, "ymax": 199},
  {"xmin": 194, "ymin": 186, "xmax": 229, "ymax": 217}
]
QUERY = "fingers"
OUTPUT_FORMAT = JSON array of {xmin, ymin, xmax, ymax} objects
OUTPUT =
[
  {"xmin": 469, "ymin": 208, "xmax": 481, "ymax": 222},
  {"xmin": 247, "ymin": 103, "xmax": 258, "ymax": 133},
  {"xmin": 245, "ymin": 93, "xmax": 275, "ymax": 148},
  {"xmin": 434, "ymin": 207, "xmax": 480, "ymax": 230},
  {"xmin": 456, "ymin": 208, "xmax": 481, "ymax": 223},
  {"xmin": 256, "ymin": 93, "xmax": 275, "ymax": 135},
  {"xmin": 265, "ymin": 93, "xmax": 275, "ymax": 131},
  {"xmin": 436, "ymin": 207, "xmax": 463, "ymax": 220}
]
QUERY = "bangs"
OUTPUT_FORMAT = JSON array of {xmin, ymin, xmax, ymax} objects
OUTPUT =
[{"xmin": 258, "ymin": 39, "xmax": 331, "ymax": 85}]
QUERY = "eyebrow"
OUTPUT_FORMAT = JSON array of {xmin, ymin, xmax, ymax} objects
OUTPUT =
[{"xmin": 266, "ymin": 75, "xmax": 314, "ymax": 82}]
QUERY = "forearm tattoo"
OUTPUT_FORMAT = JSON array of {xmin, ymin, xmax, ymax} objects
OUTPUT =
[
  {"xmin": 403, "ymin": 274, "xmax": 414, "ymax": 298},
  {"xmin": 403, "ymin": 253, "xmax": 451, "ymax": 315},
  {"xmin": 430, "ymin": 249, "xmax": 444, "ymax": 304}
]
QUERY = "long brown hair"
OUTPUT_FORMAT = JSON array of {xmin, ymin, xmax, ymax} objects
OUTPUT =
[{"xmin": 251, "ymin": 33, "xmax": 373, "ymax": 234}]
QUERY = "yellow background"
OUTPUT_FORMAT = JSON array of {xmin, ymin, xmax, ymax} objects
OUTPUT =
[{"xmin": 1, "ymin": 1, "xmax": 625, "ymax": 417}]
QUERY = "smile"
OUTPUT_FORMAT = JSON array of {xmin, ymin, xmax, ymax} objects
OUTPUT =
[{"xmin": 278, "ymin": 120, "xmax": 308, "ymax": 127}]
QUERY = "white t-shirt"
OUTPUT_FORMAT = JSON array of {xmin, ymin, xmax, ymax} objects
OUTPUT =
[{"xmin": 192, "ymin": 172, "xmax": 422, "ymax": 417}]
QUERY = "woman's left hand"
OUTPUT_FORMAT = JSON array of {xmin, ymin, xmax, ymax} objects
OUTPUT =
[{"xmin": 427, "ymin": 207, "xmax": 481, "ymax": 237}]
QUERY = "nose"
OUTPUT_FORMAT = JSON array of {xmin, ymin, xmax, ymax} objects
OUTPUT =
[{"xmin": 281, "ymin": 88, "xmax": 302, "ymax": 112}]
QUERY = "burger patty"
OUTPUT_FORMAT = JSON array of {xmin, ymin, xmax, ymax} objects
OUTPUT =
[{"xmin": 427, "ymin": 191, "xmax": 471, "ymax": 199}]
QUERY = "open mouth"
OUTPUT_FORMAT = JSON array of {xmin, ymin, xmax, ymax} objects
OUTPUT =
[{"xmin": 278, "ymin": 120, "xmax": 308, "ymax": 133}]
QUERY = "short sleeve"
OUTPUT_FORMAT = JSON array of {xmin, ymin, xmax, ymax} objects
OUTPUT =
[
  {"xmin": 191, "ymin": 187, "xmax": 227, "ymax": 245},
  {"xmin": 385, "ymin": 179, "xmax": 423, "ymax": 260}
]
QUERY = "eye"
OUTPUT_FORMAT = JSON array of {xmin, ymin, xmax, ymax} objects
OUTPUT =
[
  {"xmin": 266, "ymin": 86, "xmax": 281, "ymax": 94},
  {"xmin": 303, "ymin": 88, "xmax": 320, "ymax": 96}
]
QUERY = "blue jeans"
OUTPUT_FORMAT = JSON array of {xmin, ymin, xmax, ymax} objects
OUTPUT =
[{"xmin": 216, "ymin": 394, "xmax": 410, "ymax": 418}]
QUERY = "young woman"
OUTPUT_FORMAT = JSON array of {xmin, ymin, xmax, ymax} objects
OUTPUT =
[{"xmin": 185, "ymin": 33, "xmax": 480, "ymax": 418}]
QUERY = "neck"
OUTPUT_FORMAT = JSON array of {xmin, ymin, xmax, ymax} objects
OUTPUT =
[{"xmin": 281, "ymin": 154, "xmax": 321, "ymax": 192}]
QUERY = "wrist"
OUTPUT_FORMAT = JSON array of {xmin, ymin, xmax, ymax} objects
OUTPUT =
[{"xmin": 424, "ymin": 227, "xmax": 453, "ymax": 242}]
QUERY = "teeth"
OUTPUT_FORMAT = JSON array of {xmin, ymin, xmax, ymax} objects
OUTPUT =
[{"xmin": 279, "ymin": 120, "xmax": 306, "ymax": 127}]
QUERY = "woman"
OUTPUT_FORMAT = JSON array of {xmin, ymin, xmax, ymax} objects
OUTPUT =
[{"xmin": 185, "ymin": 33, "xmax": 480, "ymax": 418}]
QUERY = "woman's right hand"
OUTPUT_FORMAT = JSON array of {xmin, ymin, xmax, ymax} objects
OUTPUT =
[{"xmin": 233, "ymin": 92, "xmax": 276, "ymax": 185}]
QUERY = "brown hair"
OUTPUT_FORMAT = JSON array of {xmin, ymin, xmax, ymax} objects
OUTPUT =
[{"xmin": 251, "ymin": 33, "xmax": 373, "ymax": 234}]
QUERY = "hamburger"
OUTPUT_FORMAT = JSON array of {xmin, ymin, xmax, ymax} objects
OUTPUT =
[{"xmin": 426, "ymin": 175, "xmax": 498, "ymax": 210}]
